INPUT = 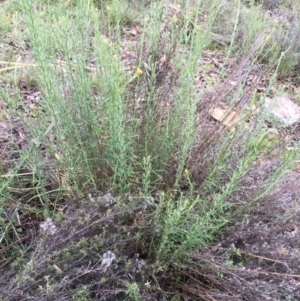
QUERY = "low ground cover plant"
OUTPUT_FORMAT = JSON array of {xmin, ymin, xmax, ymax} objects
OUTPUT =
[{"xmin": 1, "ymin": 0, "xmax": 300, "ymax": 300}]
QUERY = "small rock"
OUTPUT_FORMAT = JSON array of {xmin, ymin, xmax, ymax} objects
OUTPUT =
[{"xmin": 263, "ymin": 95, "xmax": 300, "ymax": 127}]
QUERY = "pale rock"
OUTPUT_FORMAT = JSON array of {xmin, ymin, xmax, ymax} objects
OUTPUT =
[{"xmin": 263, "ymin": 95, "xmax": 300, "ymax": 127}]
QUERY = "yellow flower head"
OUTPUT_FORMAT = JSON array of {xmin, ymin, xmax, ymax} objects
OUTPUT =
[
  {"xmin": 91, "ymin": 4, "xmax": 95, "ymax": 11},
  {"xmin": 196, "ymin": 24, "xmax": 201, "ymax": 31},
  {"xmin": 184, "ymin": 168, "xmax": 189, "ymax": 174},
  {"xmin": 135, "ymin": 67, "xmax": 143, "ymax": 76},
  {"xmin": 265, "ymin": 35, "xmax": 270, "ymax": 41},
  {"xmin": 172, "ymin": 15, "xmax": 178, "ymax": 23},
  {"xmin": 106, "ymin": 5, "xmax": 110, "ymax": 11}
]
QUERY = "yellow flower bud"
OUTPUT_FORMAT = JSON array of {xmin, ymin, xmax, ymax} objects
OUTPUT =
[{"xmin": 135, "ymin": 67, "xmax": 143, "ymax": 75}]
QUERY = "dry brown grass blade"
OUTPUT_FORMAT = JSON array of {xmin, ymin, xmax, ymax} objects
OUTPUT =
[
  {"xmin": 239, "ymin": 249, "xmax": 287, "ymax": 266},
  {"xmin": 0, "ymin": 59, "xmax": 96, "ymax": 73},
  {"xmin": 1, "ymin": 172, "xmax": 34, "ymax": 178}
]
